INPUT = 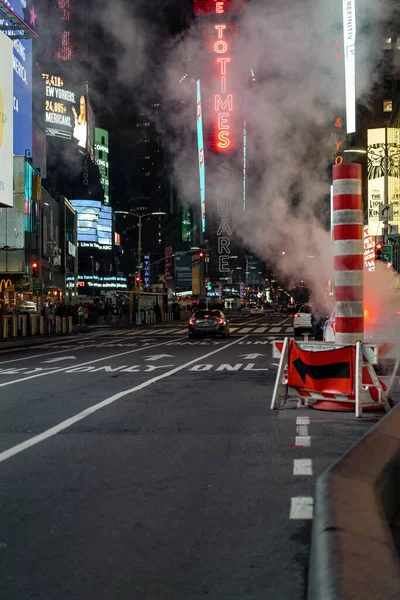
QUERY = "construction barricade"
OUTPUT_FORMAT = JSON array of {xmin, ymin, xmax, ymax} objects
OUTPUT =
[{"xmin": 271, "ymin": 338, "xmax": 390, "ymax": 417}]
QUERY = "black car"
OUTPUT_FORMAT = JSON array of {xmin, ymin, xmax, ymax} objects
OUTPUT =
[{"xmin": 188, "ymin": 310, "xmax": 230, "ymax": 339}]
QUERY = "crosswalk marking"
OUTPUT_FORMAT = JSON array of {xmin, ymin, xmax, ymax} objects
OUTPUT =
[{"xmin": 94, "ymin": 324, "xmax": 299, "ymax": 337}]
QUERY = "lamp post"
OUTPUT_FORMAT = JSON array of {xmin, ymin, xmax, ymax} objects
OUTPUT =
[{"xmin": 114, "ymin": 211, "xmax": 166, "ymax": 280}]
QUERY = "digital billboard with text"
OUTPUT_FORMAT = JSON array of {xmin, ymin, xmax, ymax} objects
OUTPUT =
[
  {"xmin": 43, "ymin": 75, "xmax": 92, "ymax": 154},
  {"xmin": 70, "ymin": 200, "xmax": 112, "ymax": 250},
  {"xmin": 0, "ymin": 31, "xmax": 14, "ymax": 207},
  {"xmin": 4, "ymin": 0, "xmax": 34, "ymax": 156}
]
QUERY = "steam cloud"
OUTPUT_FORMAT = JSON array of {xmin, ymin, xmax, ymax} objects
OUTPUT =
[{"xmin": 96, "ymin": 0, "xmax": 397, "ymax": 321}]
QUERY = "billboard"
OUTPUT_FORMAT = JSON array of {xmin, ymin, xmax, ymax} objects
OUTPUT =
[
  {"xmin": 43, "ymin": 75, "xmax": 92, "ymax": 154},
  {"xmin": 367, "ymin": 128, "xmax": 400, "ymax": 236},
  {"xmin": 196, "ymin": 80, "xmax": 206, "ymax": 232},
  {"xmin": 2, "ymin": 0, "xmax": 34, "ymax": 156},
  {"xmin": 70, "ymin": 199, "xmax": 112, "ymax": 249},
  {"xmin": 342, "ymin": 0, "xmax": 356, "ymax": 134},
  {"xmin": 94, "ymin": 128, "xmax": 109, "ymax": 205},
  {"xmin": 0, "ymin": 31, "xmax": 14, "ymax": 207},
  {"xmin": 175, "ymin": 254, "xmax": 192, "ymax": 288}
]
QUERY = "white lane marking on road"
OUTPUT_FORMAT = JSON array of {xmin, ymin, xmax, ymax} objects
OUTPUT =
[
  {"xmin": 0, "ymin": 336, "xmax": 248, "ymax": 464},
  {"xmin": 269, "ymin": 327, "xmax": 282, "ymax": 333},
  {"xmin": 239, "ymin": 353, "xmax": 264, "ymax": 359},
  {"xmin": 0, "ymin": 339, "xmax": 183, "ymax": 388},
  {"xmin": 254, "ymin": 327, "xmax": 267, "ymax": 333},
  {"xmin": 0, "ymin": 344, "xmax": 97, "ymax": 366},
  {"xmin": 277, "ymin": 318, "xmax": 290, "ymax": 326},
  {"xmin": 296, "ymin": 424, "xmax": 309, "ymax": 436},
  {"xmin": 228, "ymin": 327, "xmax": 238, "ymax": 332},
  {"xmin": 295, "ymin": 436, "xmax": 311, "ymax": 447},
  {"xmin": 238, "ymin": 327, "xmax": 253, "ymax": 333},
  {"xmin": 296, "ymin": 416, "xmax": 310, "ymax": 425},
  {"xmin": 293, "ymin": 459, "xmax": 313, "ymax": 476},
  {"xmin": 289, "ymin": 497, "xmax": 313, "ymax": 519},
  {"xmin": 42, "ymin": 356, "xmax": 76, "ymax": 364},
  {"xmin": 144, "ymin": 354, "xmax": 174, "ymax": 361},
  {"xmin": 285, "ymin": 327, "xmax": 294, "ymax": 332}
]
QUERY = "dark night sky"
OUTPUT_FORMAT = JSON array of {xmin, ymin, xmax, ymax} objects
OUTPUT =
[{"xmin": 89, "ymin": 0, "xmax": 194, "ymax": 209}]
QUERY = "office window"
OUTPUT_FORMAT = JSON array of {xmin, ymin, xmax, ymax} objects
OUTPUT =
[{"xmin": 383, "ymin": 38, "xmax": 392, "ymax": 50}]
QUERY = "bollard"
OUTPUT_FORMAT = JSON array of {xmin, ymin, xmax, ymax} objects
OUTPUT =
[
  {"xmin": 12, "ymin": 316, "xmax": 18, "ymax": 338},
  {"xmin": 332, "ymin": 162, "xmax": 364, "ymax": 344},
  {"xmin": 20, "ymin": 315, "xmax": 27, "ymax": 336},
  {"xmin": 62, "ymin": 317, "xmax": 67, "ymax": 334},
  {"xmin": 39, "ymin": 316, "xmax": 45, "ymax": 335},
  {"xmin": 2, "ymin": 317, "xmax": 8, "ymax": 339},
  {"xmin": 30, "ymin": 314, "xmax": 37, "ymax": 335},
  {"xmin": 55, "ymin": 316, "xmax": 61, "ymax": 334}
]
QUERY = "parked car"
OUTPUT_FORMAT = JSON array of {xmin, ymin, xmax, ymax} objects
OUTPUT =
[
  {"xmin": 188, "ymin": 310, "xmax": 230, "ymax": 338},
  {"xmin": 250, "ymin": 305, "xmax": 264, "ymax": 314},
  {"xmin": 293, "ymin": 304, "xmax": 313, "ymax": 336}
]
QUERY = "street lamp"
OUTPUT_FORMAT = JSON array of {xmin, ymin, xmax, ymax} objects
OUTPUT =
[{"xmin": 114, "ymin": 210, "xmax": 166, "ymax": 280}]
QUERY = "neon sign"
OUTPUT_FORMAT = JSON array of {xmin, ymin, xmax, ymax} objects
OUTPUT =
[
  {"xmin": 212, "ymin": 24, "xmax": 234, "ymax": 151},
  {"xmin": 194, "ymin": 0, "xmax": 246, "ymax": 16}
]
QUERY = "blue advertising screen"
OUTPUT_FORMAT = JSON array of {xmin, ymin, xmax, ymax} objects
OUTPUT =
[
  {"xmin": 5, "ymin": 0, "xmax": 33, "ymax": 155},
  {"xmin": 70, "ymin": 200, "xmax": 112, "ymax": 248}
]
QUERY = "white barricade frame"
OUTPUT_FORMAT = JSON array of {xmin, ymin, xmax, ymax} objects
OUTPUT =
[{"xmin": 271, "ymin": 338, "xmax": 390, "ymax": 418}]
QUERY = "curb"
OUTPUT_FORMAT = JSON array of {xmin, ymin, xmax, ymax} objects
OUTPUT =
[{"xmin": 308, "ymin": 403, "xmax": 400, "ymax": 599}]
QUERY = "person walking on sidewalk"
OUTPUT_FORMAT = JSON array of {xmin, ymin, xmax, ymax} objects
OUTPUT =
[
  {"xmin": 77, "ymin": 304, "xmax": 85, "ymax": 329},
  {"xmin": 45, "ymin": 303, "xmax": 55, "ymax": 334}
]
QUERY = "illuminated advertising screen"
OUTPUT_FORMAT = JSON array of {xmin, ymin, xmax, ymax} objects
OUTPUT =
[
  {"xmin": 70, "ymin": 199, "xmax": 112, "ymax": 249},
  {"xmin": 4, "ymin": 0, "xmax": 34, "ymax": 156},
  {"xmin": 196, "ymin": 80, "xmax": 206, "ymax": 232},
  {"xmin": 0, "ymin": 31, "xmax": 14, "ymax": 208},
  {"xmin": 194, "ymin": 0, "xmax": 246, "ymax": 16},
  {"xmin": 342, "ymin": 0, "xmax": 356, "ymax": 134},
  {"xmin": 367, "ymin": 128, "xmax": 400, "ymax": 236},
  {"xmin": 94, "ymin": 128, "xmax": 109, "ymax": 205},
  {"xmin": 43, "ymin": 75, "xmax": 90, "ymax": 153}
]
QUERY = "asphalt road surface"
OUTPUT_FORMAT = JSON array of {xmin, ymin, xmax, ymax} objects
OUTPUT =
[{"xmin": 0, "ymin": 313, "xmax": 381, "ymax": 599}]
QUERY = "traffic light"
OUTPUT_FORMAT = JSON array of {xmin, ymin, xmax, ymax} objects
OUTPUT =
[
  {"xmin": 376, "ymin": 242, "xmax": 383, "ymax": 260},
  {"xmin": 135, "ymin": 276, "xmax": 141, "ymax": 284},
  {"xmin": 31, "ymin": 261, "xmax": 39, "ymax": 278},
  {"xmin": 198, "ymin": 250, "xmax": 205, "ymax": 260}
]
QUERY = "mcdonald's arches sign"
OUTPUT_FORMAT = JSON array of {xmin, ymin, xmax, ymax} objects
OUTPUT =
[{"xmin": 0, "ymin": 279, "xmax": 12, "ymax": 292}]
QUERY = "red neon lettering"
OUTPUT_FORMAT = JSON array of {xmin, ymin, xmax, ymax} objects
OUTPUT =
[
  {"xmin": 336, "ymin": 52, "xmax": 340, "ymax": 61},
  {"xmin": 197, "ymin": 100, "xmax": 201, "ymax": 120},
  {"xmin": 221, "ymin": 76, "xmax": 226, "ymax": 93},
  {"xmin": 215, "ymin": 1, "xmax": 224, "ymax": 13},
  {"xmin": 335, "ymin": 140, "xmax": 343, "ymax": 150},
  {"xmin": 217, "ymin": 57, "xmax": 230, "ymax": 74},
  {"xmin": 215, "ymin": 94, "xmax": 233, "ymax": 111},
  {"xmin": 214, "ymin": 24, "xmax": 226, "ymax": 38},
  {"xmin": 218, "ymin": 131, "xmax": 230, "ymax": 149},
  {"xmin": 214, "ymin": 40, "xmax": 227, "ymax": 53},
  {"xmin": 335, "ymin": 155, "xmax": 343, "ymax": 164},
  {"xmin": 218, "ymin": 113, "xmax": 229, "ymax": 129}
]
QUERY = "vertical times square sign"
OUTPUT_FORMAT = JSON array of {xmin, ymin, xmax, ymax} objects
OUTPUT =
[{"xmin": 195, "ymin": 0, "xmax": 246, "ymax": 278}]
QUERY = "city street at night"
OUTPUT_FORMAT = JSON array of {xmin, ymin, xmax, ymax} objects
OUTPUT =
[{"xmin": 0, "ymin": 314, "xmax": 380, "ymax": 599}]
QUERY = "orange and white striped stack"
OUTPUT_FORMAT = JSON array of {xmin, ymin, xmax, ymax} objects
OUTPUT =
[{"xmin": 332, "ymin": 162, "xmax": 364, "ymax": 344}]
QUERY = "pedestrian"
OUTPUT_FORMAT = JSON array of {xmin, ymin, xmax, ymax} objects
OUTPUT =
[
  {"xmin": 77, "ymin": 304, "xmax": 85, "ymax": 328},
  {"xmin": 154, "ymin": 302, "xmax": 162, "ymax": 323},
  {"xmin": 45, "ymin": 303, "xmax": 55, "ymax": 334}
]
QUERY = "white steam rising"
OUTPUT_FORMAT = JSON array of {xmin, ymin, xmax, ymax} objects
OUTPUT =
[{"xmin": 98, "ymin": 0, "xmax": 395, "ymax": 313}]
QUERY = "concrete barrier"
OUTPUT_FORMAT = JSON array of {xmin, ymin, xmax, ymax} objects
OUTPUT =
[
  {"xmin": 18, "ymin": 315, "xmax": 27, "ymax": 336},
  {"xmin": 30, "ymin": 314, "xmax": 38, "ymax": 335},
  {"xmin": 308, "ymin": 403, "xmax": 400, "ymax": 600}
]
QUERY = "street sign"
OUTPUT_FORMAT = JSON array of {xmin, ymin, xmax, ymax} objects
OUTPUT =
[
  {"xmin": 382, "ymin": 245, "xmax": 393, "ymax": 262},
  {"xmin": 379, "ymin": 204, "xmax": 393, "ymax": 221},
  {"xmin": 32, "ymin": 279, "xmax": 42, "ymax": 294}
]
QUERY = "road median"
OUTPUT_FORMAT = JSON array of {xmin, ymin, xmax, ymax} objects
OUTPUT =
[{"xmin": 308, "ymin": 403, "xmax": 400, "ymax": 599}]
